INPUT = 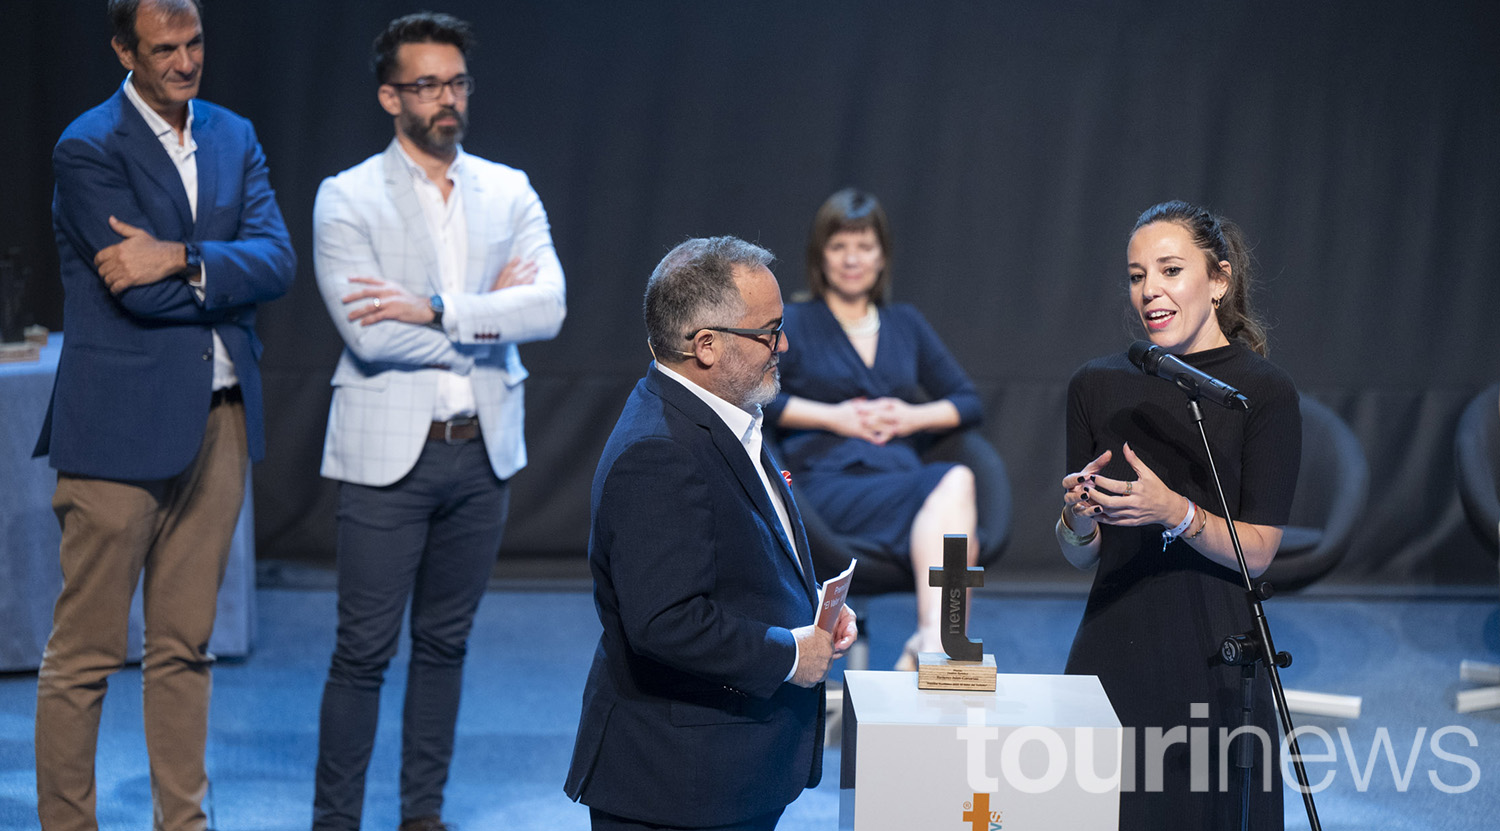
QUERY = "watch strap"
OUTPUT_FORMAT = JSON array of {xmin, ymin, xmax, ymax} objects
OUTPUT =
[{"xmin": 182, "ymin": 241, "xmax": 202, "ymax": 275}]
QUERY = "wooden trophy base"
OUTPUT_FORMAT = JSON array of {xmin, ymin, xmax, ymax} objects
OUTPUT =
[
  {"xmin": 916, "ymin": 652, "xmax": 997, "ymax": 691},
  {"xmin": 0, "ymin": 341, "xmax": 39, "ymax": 363}
]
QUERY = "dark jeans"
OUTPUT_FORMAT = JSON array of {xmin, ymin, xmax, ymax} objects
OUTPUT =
[{"xmin": 312, "ymin": 439, "xmax": 509, "ymax": 830}]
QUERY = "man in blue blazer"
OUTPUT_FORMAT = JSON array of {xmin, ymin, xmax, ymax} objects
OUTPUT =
[
  {"xmin": 32, "ymin": 2, "xmax": 294, "ymax": 828},
  {"xmin": 565, "ymin": 237, "xmax": 857, "ymax": 830}
]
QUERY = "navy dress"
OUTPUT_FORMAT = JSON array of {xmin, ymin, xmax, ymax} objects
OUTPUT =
[
  {"xmin": 1063, "ymin": 342, "xmax": 1301, "ymax": 830},
  {"xmin": 765, "ymin": 301, "xmax": 982, "ymax": 560}
]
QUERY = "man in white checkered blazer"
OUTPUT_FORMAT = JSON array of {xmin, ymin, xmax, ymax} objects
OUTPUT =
[{"xmin": 309, "ymin": 13, "xmax": 565, "ymax": 831}]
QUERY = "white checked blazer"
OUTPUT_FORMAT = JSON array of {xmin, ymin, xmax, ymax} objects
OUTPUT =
[{"xmin": 313, "ymin": 139, "xmax": 566, "ymax": 486}]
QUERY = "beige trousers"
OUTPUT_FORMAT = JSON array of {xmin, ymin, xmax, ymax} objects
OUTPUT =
[{"xmin": 35, "ymin": 402, "xmax": 247, "ymax": 831}]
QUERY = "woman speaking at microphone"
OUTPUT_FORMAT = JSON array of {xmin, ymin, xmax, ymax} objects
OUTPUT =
[{"xmin": 1057, "ymin": 201, "xmax": 1301, "ymax": 830}]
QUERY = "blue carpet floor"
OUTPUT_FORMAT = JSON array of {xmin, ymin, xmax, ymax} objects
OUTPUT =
[{"xmin": 2, "ymin": 586, "xmax": 1498, "ymax": 829}]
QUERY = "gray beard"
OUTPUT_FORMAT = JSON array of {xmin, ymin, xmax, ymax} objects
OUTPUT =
[{"xmin": 723, "ymin": 365, "xmax": 780, "ymax": 410}]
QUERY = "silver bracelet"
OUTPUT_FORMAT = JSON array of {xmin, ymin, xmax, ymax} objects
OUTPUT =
[{"xmin": 1058, "ymin": 508, "xmax": 1098, "ymax": 546}]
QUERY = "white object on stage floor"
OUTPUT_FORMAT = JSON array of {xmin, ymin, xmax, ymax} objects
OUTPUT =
[
  {"xmin": 839, "ymin": 670, "xmax": 1121, "ymax": 831},
  {"xmin": 1456, "ymin": 660, "xmax": 1500, "ymax": 714},
  {"xmin": 1282, "ymin": 688, "xmax": 1362, "ymax": 719}
]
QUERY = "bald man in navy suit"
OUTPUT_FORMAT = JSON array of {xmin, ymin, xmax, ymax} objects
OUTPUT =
[{"xmin": 566, "ymin": 237, "xmax": 857, "ymax": 830}]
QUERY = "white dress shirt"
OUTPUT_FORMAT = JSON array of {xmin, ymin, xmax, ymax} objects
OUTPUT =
[
  {"xmin": 123, "ymin": 74, "xmax": 237, "ymax": 391},
  {"xmin": 394, "ymin": 142, "xmax": 478, "ymax": 421}
]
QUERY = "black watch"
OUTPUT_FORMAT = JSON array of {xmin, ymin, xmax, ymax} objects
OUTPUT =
[
  {"xmin": 182, "ymin": 241, "xmax": 203, "ymax": 277},
  {"xmin": 428, "ymin": 293, "xmax": 445, "ymax": 329}
]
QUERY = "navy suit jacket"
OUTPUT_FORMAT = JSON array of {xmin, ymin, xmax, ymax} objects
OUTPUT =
[
  {"xmin": 565, "ymin": 366, "xmax": 823, "ymax": 827},
  {"xmin": 35, "ymin": 87, "xmax": 295, "ymax": 480}
]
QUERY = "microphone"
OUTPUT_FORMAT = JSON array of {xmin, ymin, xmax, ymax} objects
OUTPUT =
[{"xmin": 1128, "ymin": 341, "xmax": 1251, "ymax": 410}]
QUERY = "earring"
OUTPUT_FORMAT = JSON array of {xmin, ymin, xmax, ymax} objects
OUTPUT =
[{"xmin": 1212, "ymin": 296, "xmax": 1222, "ymax": 309}]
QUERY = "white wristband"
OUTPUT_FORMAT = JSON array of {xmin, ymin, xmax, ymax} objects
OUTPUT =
[{"xmin": 1162, "ymin": 500, "xmax": 1196, "ymax": 550}]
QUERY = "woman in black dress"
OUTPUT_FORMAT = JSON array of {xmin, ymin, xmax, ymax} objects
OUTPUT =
[{"xmin": 1056, "ymin": 201, "xmax": 1301, "ymax": 830}]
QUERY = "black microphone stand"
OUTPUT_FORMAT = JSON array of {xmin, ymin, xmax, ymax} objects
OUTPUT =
[{"xmin": 1184, "ymin": 395, "xmax": 1322, "ymax": 831}]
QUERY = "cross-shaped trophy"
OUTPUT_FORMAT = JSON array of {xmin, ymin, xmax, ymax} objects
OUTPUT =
[{"xmin": 917, "ymin": 534, "xmax": 997, "ymax": 690}]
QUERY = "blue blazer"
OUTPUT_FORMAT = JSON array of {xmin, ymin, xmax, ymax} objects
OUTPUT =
[
  {"xmin": 35, "ymin": 87, "xmax": 295, "ymax": 480},
  {"xmin": 565, "ymin": 366, "xmax": 823, "ymax": 827}
]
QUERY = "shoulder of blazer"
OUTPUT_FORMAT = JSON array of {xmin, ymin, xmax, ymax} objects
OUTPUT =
[
  {"xmin": 56, "ymin": 88, "xmax": 132, "ymax": 150},
  {"xmin": 185, "ymin": 98, "xmax": 258, "ymax": 148},
  {"xmin": 313, "ymin": 149, "xmax": 393, "ymax": 216},
  {"xmin": 456, "ymin": 151, "xmax": 528, "ymax": 184},
  {"xmin": 645, "ymin": 367, "xmax": 719, "ymax": 431},
  {"xmin": 318, "ymin": 148, "xmax": 389, "ymax": 196},
  {"xmin": 456, "ymin": 152, "xmax": 535, "ymax": 212}
]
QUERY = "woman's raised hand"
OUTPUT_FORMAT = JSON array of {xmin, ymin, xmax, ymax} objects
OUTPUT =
[
  {"xmin": 1061, "ymin": 450, "xmax": 1112, "ymax": 532},
  {"xmin": 1084, "ymin": 443, "xmax": 1190, "ymax": 528}
]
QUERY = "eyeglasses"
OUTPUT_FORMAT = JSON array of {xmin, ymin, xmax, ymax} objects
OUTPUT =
[
  {"xmin": 685, "ymin": 320, "xmax": 784, "ymax": 352},
  {"xmin": 386, "ymin": 75, "xmax": 475, "ymax": 102}
]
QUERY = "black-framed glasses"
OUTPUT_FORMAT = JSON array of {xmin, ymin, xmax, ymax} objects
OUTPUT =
[
  {"xmin": 685, "ymin": 320, "xmax": 783, "ymax": 352},
  {"xmin": 386, "ymin": 75, "xmax": 475, "ymax": 102}
]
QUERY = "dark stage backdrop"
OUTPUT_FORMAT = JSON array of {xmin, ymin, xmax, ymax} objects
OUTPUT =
[{"xmin": 5, "ymin": 1, "xmax": 1498, "ymax": 585}]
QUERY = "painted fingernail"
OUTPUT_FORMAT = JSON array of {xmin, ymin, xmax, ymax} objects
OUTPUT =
[
  {"xmin": 1077, "ymin": 476, "xmax": 1087, "ymax": 485},
  {"xmin": 1093, "ymin": 506, "xmax": 1102, "ymax": 514}
]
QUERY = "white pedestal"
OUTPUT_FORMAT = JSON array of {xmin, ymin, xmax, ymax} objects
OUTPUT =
[{"xmin": 840, "ymin": 670, "xmax": 1122, "ymax": 831}]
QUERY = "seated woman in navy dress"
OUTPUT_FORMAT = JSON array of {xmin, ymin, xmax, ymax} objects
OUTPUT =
[{"xmin": 764, "ymin": 189, "xmax": 983, "ymax": 668}]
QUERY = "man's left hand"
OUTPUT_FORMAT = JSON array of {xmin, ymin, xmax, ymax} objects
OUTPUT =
[
  {"xmin": 342, "ymin": 276, "xmax": 437, "ymax": 327},
  {"xmin": 94, "ymin": 216, "xmax": 184, "ymax": 294},
  {"xmin": 489, "ymin": 256, "xmax": 537, "ymax": 292}
]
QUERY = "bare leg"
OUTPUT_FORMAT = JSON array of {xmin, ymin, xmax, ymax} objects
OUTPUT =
[{"xmin": 907, "ymin": 465, "xmax": 978, "ymax": 656}]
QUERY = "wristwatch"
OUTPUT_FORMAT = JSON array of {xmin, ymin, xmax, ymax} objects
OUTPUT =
[
  {"xmin": 182, "ymin": 241, "xmax": 203, "ymax": 278},
  {"xmin": 428, "ymin": 293, "xmax": 445, "ymax": 329}
]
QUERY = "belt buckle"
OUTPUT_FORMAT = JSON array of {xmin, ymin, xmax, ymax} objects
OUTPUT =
[{"xmin": 443, "ymin": 416, "xmax": 474, "ymax": 445}]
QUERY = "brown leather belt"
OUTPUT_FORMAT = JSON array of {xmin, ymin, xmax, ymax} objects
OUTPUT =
[
  {"xmin": 210, "ymin": 385, "xmax": 243, "ymax": 408},
  {"xmin": 428, "ymin": 416, "xmax": 480, "ymax": 444}
]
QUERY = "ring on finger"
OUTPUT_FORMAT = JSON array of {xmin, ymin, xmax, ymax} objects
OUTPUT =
[
  {"xmin": 373, "ymin": 296, "xmax": 382, "ymax": 309},
  {"xmin": 1124, "ymin": 480, "xmax": 1134, "ymax": 495}
]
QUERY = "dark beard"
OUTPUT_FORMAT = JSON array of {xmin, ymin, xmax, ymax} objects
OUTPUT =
[{"xmin": 398, "ymin": 106, "xmax": 467, "ymax": 157}]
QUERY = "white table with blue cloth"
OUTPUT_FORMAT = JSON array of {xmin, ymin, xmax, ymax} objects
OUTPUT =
[{"xmin": 0, "ymin": 334, "xmax": 256, "ymax": 672}]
